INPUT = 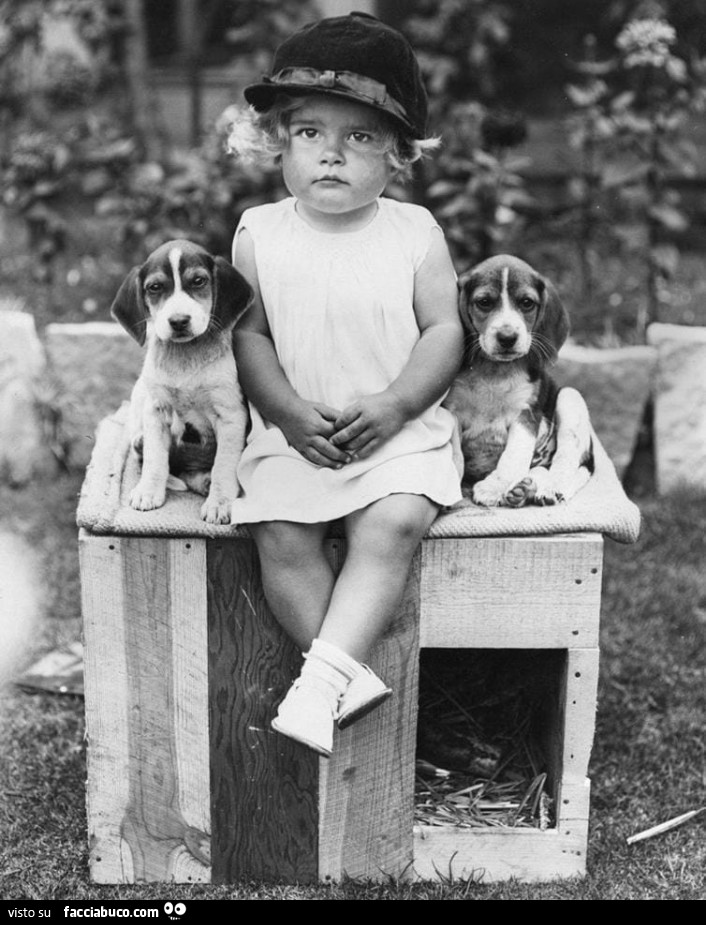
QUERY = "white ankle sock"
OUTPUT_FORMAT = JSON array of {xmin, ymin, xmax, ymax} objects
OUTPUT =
[
  {"xmin": 299, "ymin": 639, "xmax": 364, "ymax": 711},
  {"xmin": 309, "ymin": 639, "xmax": 365, "ymax": 678}
]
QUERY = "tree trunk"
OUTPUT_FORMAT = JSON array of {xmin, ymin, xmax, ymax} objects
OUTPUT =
[
  {"xmin": 123, "ymin": 0, "xmax": 164, "ymax": 161},
  {"xmin": 177, "ymin": 0, "xmax": 202, "ymax": 147}
]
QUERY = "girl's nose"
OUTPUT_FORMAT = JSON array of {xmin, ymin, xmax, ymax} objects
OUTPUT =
[{"xmin": 320, "ymin": 136, "xmax": 345, "ymax": 165}]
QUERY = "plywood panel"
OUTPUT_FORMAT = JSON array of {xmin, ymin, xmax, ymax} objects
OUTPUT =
[{"xmin": 207, "ymin": 538, "xmax": 319, "ymax": 884}]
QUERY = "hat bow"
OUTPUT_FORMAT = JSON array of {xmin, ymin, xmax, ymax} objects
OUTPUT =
[{"xmin": 266, "ymin": 67, "xmax": 409, "ymax": 125}]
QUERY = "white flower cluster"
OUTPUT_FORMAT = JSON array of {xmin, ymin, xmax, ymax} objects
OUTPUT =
[{"xmin": 616, "ymin": 17, "xmax": 684, "ymax": 76}]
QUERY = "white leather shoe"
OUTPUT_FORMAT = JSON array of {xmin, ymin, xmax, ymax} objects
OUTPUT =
[
  {"xmin": 271, "ymin": 680, "xmax": 334, "ymax": 757},
  {"xmin": 336, "ymin": 666, "xmax": 392, "ymax": 730}
]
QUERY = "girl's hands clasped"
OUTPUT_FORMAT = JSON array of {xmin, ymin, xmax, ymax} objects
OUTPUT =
[
  {"xmin": 331, "ymin": 392, "xmax": 407, "ymax": 460},
  {"xmin": 281, "ymin": 400, "xmax": 352, "ymax": 468}
]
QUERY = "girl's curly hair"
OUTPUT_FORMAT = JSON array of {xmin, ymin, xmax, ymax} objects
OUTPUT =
[{"xmin": 225, "ymin": 95, "xmax": 439, "ymax": 183}]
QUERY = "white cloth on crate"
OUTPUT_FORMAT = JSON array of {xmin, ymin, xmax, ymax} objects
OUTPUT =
[{"xmin": 229, "ymin": 196, "xmax": 462, "ymax": 524}]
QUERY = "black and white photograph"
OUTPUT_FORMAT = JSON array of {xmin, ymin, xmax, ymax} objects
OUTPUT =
[{"xmin": 1, "ymin": 0, "xmax": 704, "ymax": 904}]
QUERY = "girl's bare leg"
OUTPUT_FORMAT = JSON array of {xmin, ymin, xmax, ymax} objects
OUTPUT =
[
  {"xmin": 250, "ymin": 520, "xmax": 333, "ymax": 652},
  {"xmin": 318, "ymin": 494, "xmax": 438, "ymax": 661},
  {"xmin": 264, "ymin": 496, "xmax": 437, "ymax": 754}
]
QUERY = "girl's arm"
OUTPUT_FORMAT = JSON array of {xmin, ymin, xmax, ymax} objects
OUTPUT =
[
  {"xmin": 232, "ymin": 228, "xmax": 350, "ymax": 468},
  {"xmin": 332, "ymin": 229, "xmax": 463, "ymax": 458}
]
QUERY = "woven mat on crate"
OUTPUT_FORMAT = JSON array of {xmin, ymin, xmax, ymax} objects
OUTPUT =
[{"xmin": 77, "ymin": 404, "xmax": 641, "ymax": 544}]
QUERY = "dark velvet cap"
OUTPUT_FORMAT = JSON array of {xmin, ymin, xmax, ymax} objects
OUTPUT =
[{"xmin": 244, "ymin": 12, "xmax": 428, "ymax": 139}]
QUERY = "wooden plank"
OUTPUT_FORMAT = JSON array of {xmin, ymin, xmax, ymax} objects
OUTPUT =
[
  {"xmin": 538, "ymin": 647, "xmax": 597, "ymax": 837},
  {"xmin": 556, "ymin": 779, "xmax": 591, "ymax": 828},
  {"xmin": 207, "ymin": 538, "xmax": 319, "ymax": 884},
  {"xmin": 319, "ymin": 546, "xmax": 419, "ymax": 880},
  {"xmin": 529, "ymin": 649, "xmax": 567, "ymax": 810},
  {"xmin": 419, "ymin": 535, "xmax": 603, "ymax": 648},
  {"xmin": 412, "ymin": 826, "xmax": 588, "ymax": 883},
  {"xmin": 118, "ymin": 537, "xmax": 210, "ymax": 883},
  {"xmin": 80, "ymin": 532, "xmax": 131, "ymax": 884},
  {"xmin": 167, "ymin": 539, "xmax": 211, "ymax": 880},
  {"xmin": 80, "ymin": 534, "xmax": 211, "ymax": 883},
  {"xmin": 561, "ymin": 649, "xmax": 599, "ymax": 781}
]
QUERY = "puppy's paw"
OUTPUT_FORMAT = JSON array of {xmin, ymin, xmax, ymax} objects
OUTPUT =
[
  {"xmin": 534, "ymin": 489, "xmax": 563, "ymax": 506},
  {"xmin": 201, "ymin": 494, "xmax": 231, "ymax": 525},
  {"xmin": 130, "ymin": 481, "xmax": 167, "ymax": 511},
  {"xmin": 528, "ymin": 468, "xmax": 563, "ymax": 506},
  {"xmin": 472, "ymin": 473, "xmax": 510, "ymax": 507},
  {"xmin": 503, "ymin": 477, "xmax": 536, "ymax": 508}
]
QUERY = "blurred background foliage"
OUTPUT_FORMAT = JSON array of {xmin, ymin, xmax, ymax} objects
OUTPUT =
[{"xmin": 1, "ymin": 0, "xmax": 706, "ymax": 342}]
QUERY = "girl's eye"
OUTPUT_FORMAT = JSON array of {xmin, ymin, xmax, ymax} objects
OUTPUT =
[
  {"xmin": 295, "ymin": 127, "xmax": 318, "ymax": 139},
  {"xmin": 350, "ymin": 132, "xmax": 372, "ymax": 144}
]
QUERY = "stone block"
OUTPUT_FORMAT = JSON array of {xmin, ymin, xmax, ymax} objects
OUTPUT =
[
  {"xmin": 0, "ymin": 529, "xmax": 42, "ymax": 685},
  {"xmin": 647, "ymin": 324, "xmax": 706, "ymax": 495},
  {"xmin": 44, "ymin": 322, "xmax": 142, "ymax": 469},
  {"xmin": 556, "ymin": 343, "xmax": 657, "ymax": 479},
  {"xmin": 0, "ymin": 309, "xmax": 59, "ymax": 485}
]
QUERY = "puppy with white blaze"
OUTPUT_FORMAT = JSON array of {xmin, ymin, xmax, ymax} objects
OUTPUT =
[
  {"xmin": 111, "ymin": 239, "xmax": 253, "ymax": 524},
  {"xmin": 445, "ymin": 254, "xmax": 594, "ymax": 508}
]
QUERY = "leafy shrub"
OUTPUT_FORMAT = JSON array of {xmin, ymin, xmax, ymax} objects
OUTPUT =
[
  {"xmin": 44, "ymin": 51, "xmax": 98, "ymax": 108},
  {"xmin": 423, "ymin": 102, "xmax": 533, "ymax": 269},
  {"xmin": 391, "ymin": 1, "xmax": 532, "ymax": 269},
  {"xmin": 565, "ymin": 13, "xmax": 706, "ymax": 338},
  {"xmin": 93, "ymin": 109, "xmax": 286, "ymax": 264}
]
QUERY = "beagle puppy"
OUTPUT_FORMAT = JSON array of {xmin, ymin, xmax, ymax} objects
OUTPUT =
[
  {"xmin": 445, "ymin": 254, "xmax": 593, "ymax": 507},
  {"xmin": 111, "ymin": 239, "xmax": 253, "ymax": 524}
]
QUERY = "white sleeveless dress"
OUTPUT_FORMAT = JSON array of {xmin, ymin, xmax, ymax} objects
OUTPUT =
[{"xmin": 229, "ymin": 196, "xmax": 462, "ymax": 524}]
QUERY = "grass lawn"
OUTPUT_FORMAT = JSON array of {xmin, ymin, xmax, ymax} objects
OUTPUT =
[{"xmin": 0, "ymin": 468, "xmax": 704, "ymax": 901}]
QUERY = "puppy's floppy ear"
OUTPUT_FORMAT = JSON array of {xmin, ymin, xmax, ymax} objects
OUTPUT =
[
  {"xmin": 534, "ymin": 276, "xmax": 569, "ymax": 362},
  {"xmin": 456, "ymin": 270, "xmax": 480, "ymax": 335},
  {"xmin": 212, "ymin": 257, "xmax": 253, "ymax": 327},
  {"xmin": 110, "ymin": 267, "xmax": 147, "ymax": 346}
]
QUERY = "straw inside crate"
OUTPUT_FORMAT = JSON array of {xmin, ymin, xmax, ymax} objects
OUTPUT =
[{"xmin": 415, "ymin": 649, "xmax": 564, "ymax": 830}]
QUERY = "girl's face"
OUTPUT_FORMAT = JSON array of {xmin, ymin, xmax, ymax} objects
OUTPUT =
[{"xmin": 281, "ymin": 96, "xmax": 394, "ymax": 232}]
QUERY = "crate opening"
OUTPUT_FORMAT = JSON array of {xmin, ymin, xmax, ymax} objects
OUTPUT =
[{"xmin": 415, "ymin": 648, "xmax": 567, "ymax": 831}]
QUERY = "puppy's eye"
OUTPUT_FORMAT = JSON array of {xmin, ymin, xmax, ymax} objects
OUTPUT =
[
  {"xmin": 146, "ymin": 281, "xmax": 164, "ymax": 294},
  {"xmin": 474, "ymin": 297, "xmax": 493, "ymax": 312},
  {"xmin": 191, "ymin": 275, "xmax": 208, "ymax": 289},
  {"xmin": 519, "ymin": 297, "xmax": 537, "ymax": 312}
]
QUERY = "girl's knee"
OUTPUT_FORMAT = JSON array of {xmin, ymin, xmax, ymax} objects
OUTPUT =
[
  {"xmin": 252, "ymin": 520, "xmax": 328, "ymax": 567},
  {"xmin": 347, "ymin": 495, "xmax": 438, "ymax": 553}
]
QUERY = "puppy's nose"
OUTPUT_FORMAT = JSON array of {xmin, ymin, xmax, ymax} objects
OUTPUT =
[
  {"xmin": 496, "ymin": 328, "xmax": 518, "ymax": 350},
  {"xmin": 168, "ymin": 314, "xmax": 191, "ymax": 334}
]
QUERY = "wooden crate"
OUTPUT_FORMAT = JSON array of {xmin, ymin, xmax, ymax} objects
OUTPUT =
[{"xmin": 79, "ymin": 528, "xmax": 603, "ymax": 885}]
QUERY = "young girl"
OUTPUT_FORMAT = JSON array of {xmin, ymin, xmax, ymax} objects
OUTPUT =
[{"xmin": 228, "ymin": 12, "xmax": 464, "ymax": 757}]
